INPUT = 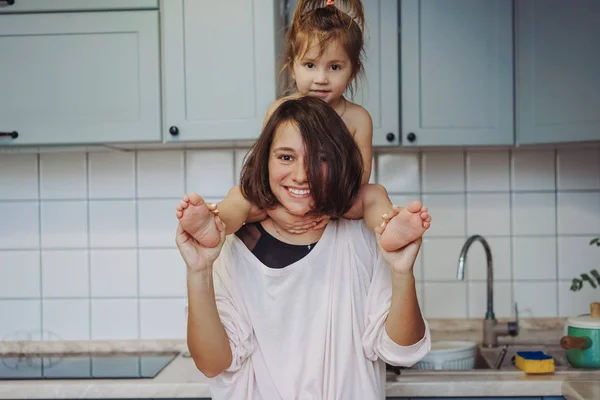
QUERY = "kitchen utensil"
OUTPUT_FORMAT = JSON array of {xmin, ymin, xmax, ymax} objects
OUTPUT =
[
  {"xmin": 560, "ymin": 302, "xmax": 600, "ymax": 369},
  {"xmin": 412, "ymin": 341, "xmax": 477, "ymax": 370}
]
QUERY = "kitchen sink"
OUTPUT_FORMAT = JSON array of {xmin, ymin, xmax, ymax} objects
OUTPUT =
[
  {"xmin": 393, "ymin": 343, "xmax": 574, "ymax": 375},
  {"xmin": 478, "ymin": 344, "xmax": 568, "ymax": 370}
]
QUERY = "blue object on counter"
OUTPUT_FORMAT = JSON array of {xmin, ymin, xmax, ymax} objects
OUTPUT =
[{"xmin": 516, "ymin": 351, "xmax": 553, "ymax": 360}]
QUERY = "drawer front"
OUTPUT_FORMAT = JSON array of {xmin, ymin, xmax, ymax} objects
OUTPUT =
[{"xmin": 0, "ymin": 0, "xmax": 158, "ymax": 13}]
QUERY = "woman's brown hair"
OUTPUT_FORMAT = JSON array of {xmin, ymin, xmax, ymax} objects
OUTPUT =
[
  {"xmin": 240, "ymin": 96, "xmax": 363, "ymax": 218},
  {"xmin": 283, "ymin": 0, "xmax": 365, "ymax": 97}
]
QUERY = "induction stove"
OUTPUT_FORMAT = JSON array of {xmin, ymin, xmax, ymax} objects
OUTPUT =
[{"xmin": 0, "ymin": 351, "xmax": 179, "ymax": 380}]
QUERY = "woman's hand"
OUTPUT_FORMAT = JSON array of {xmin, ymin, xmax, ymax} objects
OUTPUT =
[
  {"xmin": 375, "ymin": 209, "xmax": 422, "ymax": 276},
  {"xmin": 266, "ymin": 206, "xmax": 327, "ymax": 234},
  {"xmin": 176, "ymin": 216, "xmax": 226, "ymax": 273}
]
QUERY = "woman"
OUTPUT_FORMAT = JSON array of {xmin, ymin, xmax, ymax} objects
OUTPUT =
[{"xmin": 175, "ymin": 96, "xmax": 431, "ymax": 399}]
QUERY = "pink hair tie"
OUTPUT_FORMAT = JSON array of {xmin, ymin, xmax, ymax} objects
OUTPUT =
[{"xmin": 326, "ymin": 0, "xmax": 335, "ymax": 5}]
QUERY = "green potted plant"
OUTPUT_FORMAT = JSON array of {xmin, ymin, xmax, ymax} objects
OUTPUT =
[{"xmin": 570, "ymin": 238, "xmax": 600, "ymax": 292}]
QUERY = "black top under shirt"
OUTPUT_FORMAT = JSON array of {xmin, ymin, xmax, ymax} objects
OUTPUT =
[{"xmin": 235, "ymin": 222, "xmax": 318, "ymax": 269}]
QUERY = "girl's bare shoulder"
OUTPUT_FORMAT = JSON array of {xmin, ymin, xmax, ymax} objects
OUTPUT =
[{"xmin": 343, "ymin": 100, "xmax": 373, "ymax": 135}]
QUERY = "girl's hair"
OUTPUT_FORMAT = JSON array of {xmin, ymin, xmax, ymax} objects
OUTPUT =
[
  {"xmin": 283, "ymin": 0, "xmax": 365, "ymax": 98},
  {"xmin": 240, "ymin": 96, "xmax": 363, "ymax": 218}
]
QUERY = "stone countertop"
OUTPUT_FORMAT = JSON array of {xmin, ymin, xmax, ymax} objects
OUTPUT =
[
  {"xmin": 0, "ymin": 354, "xmax": 599, "ymax": 399},
  {"xmin": 388, "ymin": 372, "xmax": 600, "ymax": 400},
  {"xmin": 1, "ymin": 320, "xmax": 598, "ymax": 399}
]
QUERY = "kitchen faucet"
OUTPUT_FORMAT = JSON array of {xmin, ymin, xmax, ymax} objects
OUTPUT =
[{"xmin": 457, "ymin": 235, "xmax": 519, "ymax": 347}]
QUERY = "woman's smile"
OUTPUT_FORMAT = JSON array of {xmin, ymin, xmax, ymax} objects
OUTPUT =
[{"xmin": 286, "ymin": 186, "xmax": 311, "ymax": 197}]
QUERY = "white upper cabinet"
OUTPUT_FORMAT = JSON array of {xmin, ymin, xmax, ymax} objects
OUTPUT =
[
  {"xmin": 355, "ymin": 0, "xmax": 400, "ymax": 146},
  {"xmin": 401, "ymin": 0, "xmax": 514, "ymax": 146},
  {"xmin": 516, "ymin": 0, "xmax": 600, "ymax": 145},
  {"xmin": 0, "ymin": 11, "xmax": 161, "ymax": 146},
  {"xmin": 162, "ymin": 0, "xmax": 277, "ymax": 142},
  {"xmin": 0, "ymin": 0, "xmax": 157, "ymax": 13}
]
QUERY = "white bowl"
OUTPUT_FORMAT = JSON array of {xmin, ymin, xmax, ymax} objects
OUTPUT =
[{"xmin": 413, "ymin": 341, "xmax": 477, "ymax": 370}]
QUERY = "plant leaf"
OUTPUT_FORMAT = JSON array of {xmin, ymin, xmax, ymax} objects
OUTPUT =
[
  {"xmin": 571, "ymin": 278, "xmax": 583, "ymax": 291},
  {"xmin": 590, "ymin": 269, "xmax": 600, "ymax": 285},
  {"xmin": 590, "ymin": 237, "xmax": 600, "ymax": 246},
  {"xmin": 581, "ymin": 273, "xmax": 598, "ymax": 289}
]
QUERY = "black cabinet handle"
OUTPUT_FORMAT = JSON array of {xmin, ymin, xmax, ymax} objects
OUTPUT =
[
  {"xmin": 406, "ymin": 132, "xmax": 416, "ymax": 143},
  {"xmin": 169, "ymin": 126, "xmax": 179, "ymax": 136},
  {"xmin": 386, "ymin": 132, "xmax": 395, "ymax": 143},
  {"xmin": 0, "ymin": 0, "xmax": 16, "ymax": 6},
  {"xmin": 0, "ymin": 131, "xmax": 18, "ymax": 139}
]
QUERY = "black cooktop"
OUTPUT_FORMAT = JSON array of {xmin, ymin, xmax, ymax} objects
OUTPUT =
[{"xmin": 0, "ymin": 351, "xmax": 179, "ymax": 380}]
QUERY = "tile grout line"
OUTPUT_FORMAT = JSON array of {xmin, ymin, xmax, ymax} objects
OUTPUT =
[
  {"xmin": 508, "ymin": 149, "xmax": 515, "ymax": 320},
  {"xmin": 553, "ymin": 148, "xmax": 560, "ymax": 317},
  {"xmin": 463, "ymin": 149, "xmax": 469, "ymax": 318},
  {"xmin": 8, "ymin": 189, "xmax": 600, "ymax": 203},
  {"xmin": 134, "ymin": 150, "xmax": 142, "ymax": 340},
  {"xmin": 37, "ymin": 153, "xmax": 43, "ymax": 339},
  {"xmin": 86, "ymin": 152, "xmax": 92, "ymax": 340},
  {"xmin": 0, "ymin": 246, "xmax": 180, "ymax": 252},
  {"xmin": 0, "ymin": 296, "xmax": 190, "ymax": 301}
]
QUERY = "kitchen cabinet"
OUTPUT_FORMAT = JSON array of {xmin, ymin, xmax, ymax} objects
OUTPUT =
[
  {"xmin": 355, "ymin": 0, "xmax": 400, "ymax": 147},
  {"xmin": 161, "ymin": 0, "xmax": 277, "ymax": 142},
  {"xmin": 387, "ymin": 397, "xmax": 551, "ymax": 400},
  {"xmin": 400, "ymin": 0, "xmax": 514, "ymax": 146},
  {"xmin": 0, "ymin": 0, "xmax": 157, "ymax": 13},
  {"xmin": 0, "ymin": 10, "xmax": 161, "ymax": 146},
  {"xmin": 387, "ymin": 397, "xmax": 566, "ymax": 400},
  {"xmin": 515, "ymin": 0, "xmax": 600, "ymax": 145}
]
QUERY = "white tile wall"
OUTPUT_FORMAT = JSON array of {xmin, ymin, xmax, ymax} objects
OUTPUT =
[
  {"xmin": 0, "ymin": 154, "xmax": 38, "ymax": 200},
  {"xmin": 39, "ymin": 153, "xmax": 87, "ymax": 199},
  {"xmin": 0, "ymin": 146, "xmax": 599, "ymax": 339}
]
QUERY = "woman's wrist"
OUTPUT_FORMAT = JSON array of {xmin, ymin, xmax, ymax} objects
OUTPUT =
[
  {"xmin": 187, "ymin": 267, "xmax": 213, "ymax": 287},
  {"xmin": 390, "ymin": 269, "xmax": 416, "ymax": 282}
]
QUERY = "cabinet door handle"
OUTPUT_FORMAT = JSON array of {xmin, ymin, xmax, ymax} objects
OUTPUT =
[
  {"xmin": 0, "ymin": 131, "xmax": 18, "ymax": 139},
  {"xmin": 0, "ymin": 0, "xmax": 16, "ymax": 7},
  {"xmin": 406, "ymin": 132, "xmax": 416, "ymax": 143}
]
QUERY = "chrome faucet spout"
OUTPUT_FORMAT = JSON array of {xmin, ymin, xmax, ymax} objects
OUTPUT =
[
  {"xmin": 456, "ymin": 235, "xmax": 518, "ymax": 347},
  {"xmin": 456, "ymin": 235, "xmax": 494, "ymax": 320}
]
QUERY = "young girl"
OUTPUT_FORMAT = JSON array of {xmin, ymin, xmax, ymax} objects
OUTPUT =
[{"xmin": 177, "ymin": 0, "xmax": 431, "ymax": 252}]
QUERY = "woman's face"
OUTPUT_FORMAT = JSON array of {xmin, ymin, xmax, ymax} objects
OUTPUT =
[{"xmin": 268, "ymin": 122, "xmax": 318, "ymax": 216}]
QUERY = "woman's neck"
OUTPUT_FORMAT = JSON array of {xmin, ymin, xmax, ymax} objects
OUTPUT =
[{"xmin": 261, "ymin": 218, "xmax": 325, "ymax": 246}]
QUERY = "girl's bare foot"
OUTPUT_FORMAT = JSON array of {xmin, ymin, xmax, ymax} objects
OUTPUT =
[
  {"xmin": 175, "ymin": 193, "xmax": 220, "ymax": 248},
  {"xmin": 379, "ymin": 200, "xmax": 431, "ymax": 252}
]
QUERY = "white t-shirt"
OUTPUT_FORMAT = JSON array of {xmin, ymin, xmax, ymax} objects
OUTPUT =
[{"xmin": 208, "ymin": 219, "xmax": 431, "ymax": 400}]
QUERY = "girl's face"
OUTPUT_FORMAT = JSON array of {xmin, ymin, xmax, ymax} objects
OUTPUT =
[
  {"xmin": 292, "ymin": 39, "xmax": 353, "ymax": 106},
  {"xmin": 268, "ymin": 122, "xmax": 320, "ymax": 216}
]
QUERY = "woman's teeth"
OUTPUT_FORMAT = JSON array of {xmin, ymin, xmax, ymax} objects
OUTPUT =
[{"xmin": 288, "ymin": 188, "xmax": 310, "ymax": 195}]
